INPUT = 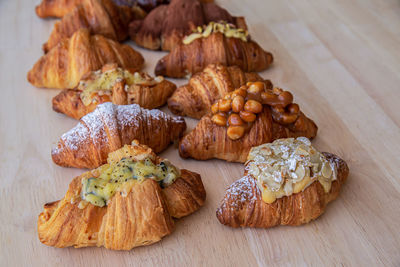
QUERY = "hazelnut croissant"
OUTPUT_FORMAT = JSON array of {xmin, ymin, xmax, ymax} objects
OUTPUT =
[
  {"xmin": 52, "ymin": 64, "xmax": 176, "ymax": 119},
  {"xmin": 155, "ymin": 31, "xmax": 273, "ymax": 78},
  {"xmin": 168, "ymin": 64, "xmax": 272, "ymax": 119},
  {"xmin": 179, "ymin": 83, "xmax": 317, "ymax": 162},
  {"xmin": 43, "ymin": 0, "xmax": 135, "ymax": 53},
  {"xmin": 129, "ymin": 0, "xmax": 245, "ymax": 51},
  {"xmin": 52, "ymin": 102, "xmax": 186, "ymax": 169},
  {"xmin": 216, "ymin": 152, "xmax": 349, "ymax": 228},
  {"xmin": 27, "ymin": 29, "xmax": 144, "ymax": 89},
  {"xmin": 38, "ymin": 142, "xmax": 206, "ymax": 249}
]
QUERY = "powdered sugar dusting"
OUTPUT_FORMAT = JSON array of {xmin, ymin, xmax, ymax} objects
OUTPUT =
[{"xmin": 220, "ymin": 175, "xmax": 259, "ymax": 211}]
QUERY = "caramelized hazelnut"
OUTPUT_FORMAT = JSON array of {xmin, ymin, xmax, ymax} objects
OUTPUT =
[
  {"xmin": 228, "ymin": 113, "xmax": 244, "ymax": 126},
  {"xmin": 211, "ymin": 102, "xmax": 219, "ymax": 114},
  {"xmin": 211, "ymin": 113, "xmax": 227, "ymax": 126},
  {"xmin": 232, "ymin": 88, "xmax": 247, "ymax": 98},
  {"xmin": 218, "ymin": 99, "xmax": 232, "ymax": 112},
  {"xmin": 227, "ymin": 126, "xmax": 245, "ymax": 140},
  {"xmin": 247, "ymin": 82, "xmax": 265, "ymax": 95},
  {"xmin": 244, "ymin": 100, "xmax": 263, "ymax": 113},
  {"xmin": 232, "ymin": 95, "xmax": 245, "ymax": 113},
  {"xmin": 239, "ymin": 111, "xmax": 256, "ymax": 122}
]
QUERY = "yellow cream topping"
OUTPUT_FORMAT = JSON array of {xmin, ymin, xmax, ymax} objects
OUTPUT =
[
  {"xmin": 246, "ymin": 137, "xmax": 337, "ymax": 204},
  {"xmin": 183, "ymin": 21, "xmax": 249, "ymax": 45},
  {"xmin": 81, "ymin": 157, "xmax": 180, "ymax": 207},
  {"xmin": 79, "ymin": 68, "xmax": 164, "ymax": 106}
]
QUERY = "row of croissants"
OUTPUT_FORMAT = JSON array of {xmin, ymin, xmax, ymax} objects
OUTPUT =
[{"xmin": 31, "ymin": 0, "xmax": 349, "ymax": 251}]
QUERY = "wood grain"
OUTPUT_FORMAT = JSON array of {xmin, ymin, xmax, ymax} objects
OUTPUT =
[{"xmin": 1, "ymin": 0, "xmax": 400, "ymax": 266}]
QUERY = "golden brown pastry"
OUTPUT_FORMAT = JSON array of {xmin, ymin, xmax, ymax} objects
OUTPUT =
[
  {"xmin": 129, "ymin": 0, "xmax": 245, "ymax": 51},
  {"xmin": 43, "ymin": 0, "xmax": 135, "ymax": 53},
  {"xmin": 154, "ymin": 21, "xmax": 273, "ymax": 78},
  {"xmin": 27, "ymin": 29, "xmax": 144, "ymax": 89},
  {"xmin": 168, "ymin": 63, "xmax": 272, "ymax": 119},
  {"xmin": 216, "ymin": 138, "xmax": 349, "ymax": 228},
  {"xmin": 179, "ymin": 82, "xmax": 318, "ymax": 162},
  {"xmin": 52, "ymin": 102, "xmax": 186, "ymax": 169},
  {"xmin": 38, "ymin": 141, "xmax": 206, "ymax": 249},
  {"xmin": 52, "ymin": 64, "xmax": 176, "ymax": 119}
]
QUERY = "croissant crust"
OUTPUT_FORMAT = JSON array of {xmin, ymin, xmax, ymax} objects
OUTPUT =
[{"xmin": 216, "ymin": 153, "xmax": 349, "ymax": 228}]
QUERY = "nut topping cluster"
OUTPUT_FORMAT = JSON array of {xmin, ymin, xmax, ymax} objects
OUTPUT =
[{"xmin": 210, "ymin": 81, "xmax": 300, "ymax": 140}]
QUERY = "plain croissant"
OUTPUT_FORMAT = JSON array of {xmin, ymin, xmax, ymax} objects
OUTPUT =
[
  {"xmin": 27, "ymin": 29, "xmax": 144, "ymax": 89},
  {"xmin": 155, "ymin": 32, "xmax": 273, "ymax": 78},
  {"xmin": 39, "ymin": 142, "xmax": 206, "ymax": 249},
  {"xmin": 129, "ymin": 0, "xmax": 244, "ymax": 51},
  {"xmin": 168, "ymin": 64, "xmax": 272, "ymax": 119},
  {"xmin": 52, "ymin": 64, "xmax": 176, "ymax": 119},
  {"xmin": 216, "ymin": 152, "xmax": 349, "ymax": 228},
  {"xmin": 43, "ymin": 0, "xmax": 134, "ymax": 53},
  {"xmin": 52, "ymin": 102, "xmax": 186, "ymax": 169}
]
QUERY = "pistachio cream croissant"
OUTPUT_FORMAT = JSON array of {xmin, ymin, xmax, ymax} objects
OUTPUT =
[
  {"xmin": 129, "ymin": 0, "xmax": 245, "ymax": 51},
  {"xmin": 39, "ymin": 141, "xmax": 206, "ymax": 249},
  {"xmin": 52, "ymin": 102, "xmax": 186, "ymax": 169},
  {"xmin": 154, "ymin": 21, "xmax": 273, "ymax": 78},
  {"xmin": 168, "ymin": 64, "xmax": 272, "ymax": 119},
  {"xmin": 27, "ymin": 29, "xmax": 144, "ymax": 89},
  {"xmin": 52, "ymin": 64, "xmax": 176, "ymax": 119},
  {"xmin": 43, "ymin": 0, "xmax": 135, "ymax": 53},
  {"xmin": 216, "ymin": 138, "xmax": 349, "ymax": 228},
  {"xmin": 179, "ymin": 81, "xmax": 317, "ymax": 162}
]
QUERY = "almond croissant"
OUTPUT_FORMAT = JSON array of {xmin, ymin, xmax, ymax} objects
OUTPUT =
[
  {"xmin": 216, "ymin": 151, "xmax": 349, "ymax": 228},
  {"xmin": 129, "ymin": 0, "xmax": 245, "ymax": 51},
  {"xmin": 179, "ymin": 82, "xmax": 317, "ymax": 162},
  {"xmin": 43, "ymin": 0, "xmax": 135, "ymax": 53},
  {"xmin": 38, "ymin": 142, "xmax": 206, "ymax": 249},
  {"xmin": 52, "ymin": 64, "xmax": 176, "ymax": 119},
  {"xmin": 155, "ymin": 31, "xmax": 273, "ymax": 78},
  {"xmin": 168, "ymin": 64, "xmax": 272, "ymax": 119},
  {"xmin": 52, "ymin": 102, "xmax": 186, "ymax": 169},
  {"xmin": 27, "ymin": 29, "xmax": 144, "ymax": 89}
]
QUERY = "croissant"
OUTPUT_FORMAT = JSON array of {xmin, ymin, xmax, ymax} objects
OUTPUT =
[
  {"xmin": 38, "ymin": 142, "xmax": 206, "ymax": 249},
  {"xmin": 216, "ymin": 139, "xmax": 349, "ymax": 228},
  {"xmin": 129, "ymin": 0, "xmax": 245, "ymax": 51},
  {"xmin": 179, "ymin": 82, "xmax": 318, "ymax": 162},
  {"xmin": 52, "ymin": 64, "xmax": 176, "ymax": 119},
  {"xmin": 43, "ymin": 0, "xmax": 135, "ymax": 53},
  {"xmin": 52, "ymin": 102, "xmax": 186, "ymax": 169},
  {"xmin": 27, "ymin": 29, "xmax": 144, "ymax": 89},
  {"xmin": 155, "ymin": 25, "xmax": 273, "ymax": 78},
  {"xmin": 168, "ymin": 64, "xmax": 272, "ymax": 119}
]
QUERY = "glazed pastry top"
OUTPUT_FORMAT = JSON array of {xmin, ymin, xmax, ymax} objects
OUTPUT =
[
  {"xmin": 246, "ymin": 137, "xmax": 337, "ymax": 204},
  {"xmin": 183, "ymin": 21, "xmax": 249, "ymax": 45}
]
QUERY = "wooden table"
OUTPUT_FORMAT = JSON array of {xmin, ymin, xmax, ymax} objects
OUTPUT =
[{"xmin": 1, "ymin": 0, "xmax": 400, "ymax": 266}]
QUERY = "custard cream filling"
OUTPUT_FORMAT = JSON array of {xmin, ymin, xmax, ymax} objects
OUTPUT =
[
  {"xmin": 80, "ymin": 157, "xmax": 180, "ymax": 207},
  {"xmin": 246, "ymin": 137, "xmax": 337, "ymax": 204},
  {"xmin": 183, "ymin": 21, "xmax": 249, "ymax": 45},
  {"xmin": 79, "ymin": 68, "xmax": 164, "ymax": 106}
]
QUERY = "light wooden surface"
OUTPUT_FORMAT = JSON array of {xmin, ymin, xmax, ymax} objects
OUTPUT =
[{"xmin": 1, "ymin": 0, "xmax": 400, "ymax": 266}]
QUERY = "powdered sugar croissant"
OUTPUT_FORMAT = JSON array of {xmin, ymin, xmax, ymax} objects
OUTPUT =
[
  {"xmin": 52, "ymin": 64, "xmax": 176, "ymax": 119},
  {"xmin": 38, "ymin": 142, "xmax": 206, "ymax": 249},
  {"xmin": 52, "ymin": 102, "xmax": 186, "ymax": 169},
  {"xmin": 216, "ymin": 139, "xmax": 349, "ymax": 228},
  {"xmin": 43, "ymin": 0, "xmax": 134, "ymax": 53},
  {"xmin": 27, "ymin": 29, "xmax": 144, "ymax": 89},
  {"xmin": 168, "ymin": 64, "xmax": 271, "ymax": 119}
]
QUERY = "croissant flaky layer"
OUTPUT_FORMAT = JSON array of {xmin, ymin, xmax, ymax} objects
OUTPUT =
[
  {"xmin": 27, "ymin": 29, "xmax": 144, "ymax": 89},
  {"xmin": 52, "ymin": 75, "xmax": 176, "ymax": 119},
  {"xmin": 168, "ymin": 64, "xmax": 271, "ymax": 119},
  {"xmin": 38, "ymin": 144, "xmax": 206, "ymax": 249},
  {"xmin": 52, "ymin": 102, "xmax": 186, "ymax": 169},
  {"xmin": 154, "ymin": 32, "xmax": 273, "ymax": 78},
  {"xmin": 216, "ymin": 153, "xmax": 349, "ymax": 228},
  {"xmin": 129, "ymin": 0, "xmax": 243, "ymax": 51},
  {"xmin": 179, "ymin": 108, "xmax": 317, "ymax": 162},
  {"xmin": 43, "ymin": 0, "xmax": 134, "ymax": 52}
]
